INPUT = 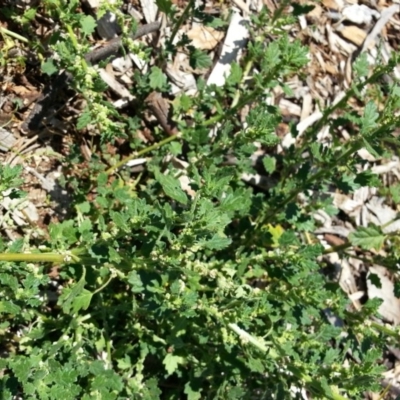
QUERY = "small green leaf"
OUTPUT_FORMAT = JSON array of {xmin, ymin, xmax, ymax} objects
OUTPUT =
[
  {"xmin": 199, "ymin": 234, "xmax": 231, "ymax": 250},
  {"xmin": 354, "ymin": 170, "xmax": 380, "ymax": 187},
  {"xmin": 96, "ymin": 196, "xmax": 109, "ymax": 209},
  {"xmin": 227, "ymin": 62, "xmax": 242, "ymax": 85},
  {"xmin": 130, "ymin": 18, "xmax": 138, "ymax": 35},
  {"xmin": 177, "ymin": 93, "xmax": 192, "ymax": 112},
  {"xmin": 184, "ymin": 382, "xmax": 202, "ymax": 400},
  {"xmin": 0, "ymin": 273, "xmax": 18, "ymax": 291},
  {"xmin": 189, "ymin": 48, "xmax": 212, "ymax": 70},
  {"xmin": 9, "ymin": 356, "xmax": 32, "ymax": 383},
  {"xmin": 110, "ymin": 211, "xmax": 129, "ymax": 232},
  {"xmin": 79, "ymin": 219, "xmax": 92, "ymax": 234},
  {"xmin": 108, "ymin": 247, "xmax": 122, "ymax": 263},
  {"xmin": 117, "ymin": 355, "xmax": 132, "ymax": 370},
  {"xmin": 362, "ymin": 137, "xmax": 381, "ymax": 158},
  {"xmin": 349, "ymin": 225, "xmax": 385, "ymax": 251},
  {"xmin": 80, "ymin": 15, "xmax": 97, "ymax": 35},
  {"xmin": 155, "ymin": 0, "xmax": 173, "ymax": 15},
  {"xmin": 262, "ymin": 156, "xmax": 276, "ymax": 174},
  {"xmin": 208, "ymin": 18, "xmax": 226, "ymax": 29},
  {"xmin": 368, "ymin": 272, "xmax": 382, "ymax": 289},
  {"xmin": 72, "ymin": 289, "xmax": 93, "ymax": 314},
  {"xmin": 390, "ymin": 183, "xmax": 400, "ymax": 203},
  {"xmin": 0, "ymin": 300, "xmax": 21, "ymax": 314},
  {"xmin": 334, "ymin": 173, "xmax": 359, "ymax": 194},
  {"xmin": 360, "ymin": 101, "xmax": 379, "ymax": 135},
  {"xmin": 149, "ymin": 67, "xmax": 167, "ymax": 90},
  {"xmin": 264, "ymin": 41, "xmax": 281, "ymax": 68},
  {"xmin": 163, "ymin": 353, "xmax": 185, "ymax": 376},
  {"xmin": 128, "ymin": 271, "xmax": 144, "ymax": 293},
  {"xmin": 169, "ymin": 141, "xmax": 182, "ymax": 156},
  {"xmin": 292, "ymin": 3, "xmax": 315, "ymax": 16},
  {"xmin": 97, "ymin": 172, "xmax": 108, "ymax": 187},
  {"xmin": 23, "ymin": 7, "xmax": 36, "ymax": 22},
  {"xmin": 247, "ymin": 356, "xmax": 264, "ymax": 373},
  {"xmin": 41, "ymin": 59, "xmax": 58, "ymax": 76},
  {"xmin": 76, "ymin": 201, "xmax": 91, "ymax": 214},
  {"xmin": 353, "ymin": 52, "xmax": 369, "ymax": 78},
  {"xmin": 323, "ymin": 348, "xmax": 340, "ymax": 365},
  {"xmin": 59, "ymin": 269, "xmax": 87, "ymax": 314},
  {"xmin": 49, "ymin": 220, "xmax": 78, "ymax": 245},
  {"xmin": 77, "ymin": 107, "xmax": 92, "ymax": 130},
  {"xmin": 155, "ymin": 171, "xmax": 188, "ymax": 205}
]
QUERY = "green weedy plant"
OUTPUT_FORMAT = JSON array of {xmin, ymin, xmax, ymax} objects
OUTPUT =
[{"xmin": 1, "ymin": 1, "xmax": 400, "ymax": 399}]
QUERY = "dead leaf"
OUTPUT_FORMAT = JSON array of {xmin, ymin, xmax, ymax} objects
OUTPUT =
[
  {"xmin": 11, "ymin": 85, "xmax": 32, "ymax": 96},
  {"xmin": 322, "ymin": 0, "xmax": 341, "ymax": 10},
  {"xmin": 187, "ymin": 25, "xmax": 224, "ymax": 51}
]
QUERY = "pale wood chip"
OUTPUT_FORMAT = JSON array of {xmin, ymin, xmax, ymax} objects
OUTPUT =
[
  {"xmin": 98, "ymin": 68, "xmax": 134, "ymax": 100},
  {"xmin": 84, "ymin": 0, "xmax": 101, "ymax": 7},
  {"xmin": 325, "ymin": 61, "xmax": 338, "ymax": 75},
  {"xmin": 313, "ymin": 50, "xmax": 327, "ymax": 72},
  {"xmin": 306, "ymin": 3, "xmax": 323, "ymax": 20},
  {"xmin": 298, "ymin": 15, "xmax": 307, "ymax": 30},
  {"xmin": 207, "ymin": 10, "xmax": 249, "ymax": 86},
  {"xmin": 279, "ymin": 99, "xmax": 301, "ymax": 117},
  {"xmin": 166, "ymin": 65, "xmax": 197, "ymax": 95},
  {"xmin": 337, "ymin": 25, "xmax": 367, "ymax": 46},
  {"xmin": 329, "ymin": 28, "xmax": 358, "ymax": 55},
  {"xmin": 322, "ymin": 0, "xmax": 343, "ymax": 11},
  {"xmin": 326, "ymin": 24, "xmax": 340, "ymax": 53},
  {"xmin": 342, "ymin": 4, "xmax": 380, "ymax": 25},
  {"xmin": 300, "ymin": 93, "xmax": 313, "ymax": 121},
  {"xmin": 360, "ymin": 4, "xmax": 399, "ymax": 53},
  {"xmin": 281, "ymin": 110, "xmax": 323, "ymax": 148},
  {"xmin": 0, "ymin": 128, "xmax": 17, "ymax": 152},
  {"xmin": 112, "ymin": 56, "xmax": 134, "ymax": 73},
  {"xmin": 141, "ymin": 0, "xmax": 158, "ymax": 23}
]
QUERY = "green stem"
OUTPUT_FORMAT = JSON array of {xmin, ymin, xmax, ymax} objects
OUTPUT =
[
  {"xmin": 310, "ymin": 64, "xmax": 391, "ymax": 136},
  {"xmin": 228, "ymin": 323, "xmax": 277, "ymax": 356},
  {"xmin": 370, "ymin": 321, "xmax": 400, "ymax": 338},
  {"xmin": 259, "ymin": 140, "xmax": 360, "ymax": 226},
  {"xmin": 0, "ymin": 27, "xmax": 29, "ymax": 43},
  {"xmin": 228, "ymin": 323, "xmax": 349, "ymax": 400},
  {"xmin": 0, "ymin": 252, "xmax": 69, "ymax": 263},
  {"xmin": 105, "ymin": 133, "xmax": 179, "ymax": 175},
  {"xmin": 66, "ymin": 24, "xmax": 79, "ymax": 51},
  {"xmin": 0, "ymin": 246, "xmax": 96, "ymax": 264},
  {"xmin": 168, "ymin": 0, "xmax": 195, "ymax": 46},
  {"xmin": 323, "ymin": 242, "xmax": 352, "ymax": 255},
  {"xmin": 294, "ymin": 62, "xmax": 393, "ymax": 163},
  {"xmin": 231, "ymin": 59, "xmax": 254, "ymax": 109},
  {"xmin": 93, "ymin": 274, "xmax": 114, "ymax": 295}
]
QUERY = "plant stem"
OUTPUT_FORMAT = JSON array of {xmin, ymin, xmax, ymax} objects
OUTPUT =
[
  {"xmin": 0, "ymin": 27, "xmax": 29, "ymax": 43},
  {"xmin": 0, "ymin": 252, "xmax": 68, "ymax": 263},
  {"xmin": 105, "ymin": 133, "xmax": 179, "ymax": 175},
  {"xmin": 259, "ymin": 140, "xmax": 361, "ymax": 226},
  {"xmin": 168, "ymin": 0, "xmax": 195, "ymax": 46},
  {"xmin": 93, "ymin": 274, "xmax": 114, "ymax": 295},
  {"xmin": 323, "ymin": 242, "xmax": 352, "ymax": 255}
]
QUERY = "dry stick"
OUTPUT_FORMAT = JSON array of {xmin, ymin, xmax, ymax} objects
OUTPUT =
[
  {"xmin": 22, "ymin": 21, "xmax": 162, "ymax": 131},
  {"xmin": 84, "ymin": 21, "xmax": 161, "ymax": 64}
]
